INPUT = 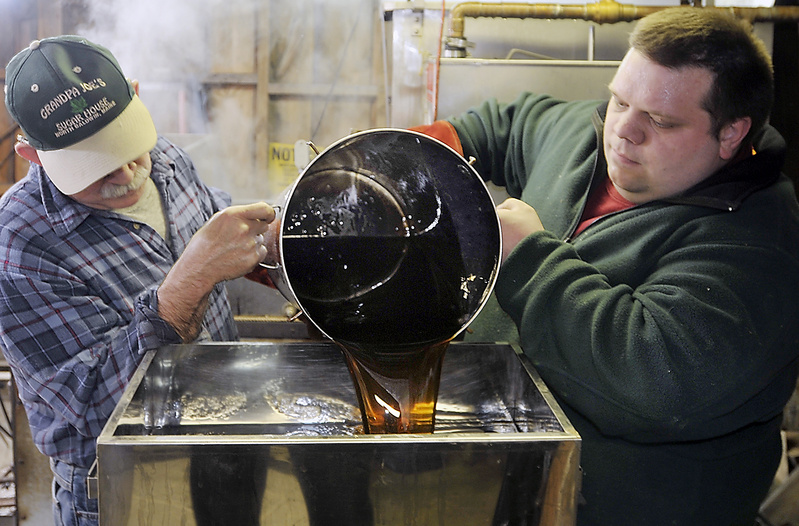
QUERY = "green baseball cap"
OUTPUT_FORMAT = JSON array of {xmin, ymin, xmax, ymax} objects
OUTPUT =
[{"xmin": 4, "ymin": 35, "xmax": 157, "ymax": 195}]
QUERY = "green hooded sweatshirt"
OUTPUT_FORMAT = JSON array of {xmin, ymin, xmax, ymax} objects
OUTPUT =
[{"xmin": 448, "ymin": 93, "xmax": 799, "ymax": 526}]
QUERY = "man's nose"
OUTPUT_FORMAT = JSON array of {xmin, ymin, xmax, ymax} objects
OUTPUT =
[
  {"xmin": 614, "ymin": 113, "xmax": 645, "ymax": 146},
  {"xmin": 104, "ymin": 162, "xmax": 136, "ymax": 185}
]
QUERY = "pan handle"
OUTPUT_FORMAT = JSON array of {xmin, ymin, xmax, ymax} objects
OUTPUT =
[{"xmin": 258, "ymin": 202, "xmax": 283, "ymax": 270}]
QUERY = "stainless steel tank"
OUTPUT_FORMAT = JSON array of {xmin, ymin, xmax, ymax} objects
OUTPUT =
[{"xmin": 95, "ymin": 341, "xmax": 581, "ymax": 525}]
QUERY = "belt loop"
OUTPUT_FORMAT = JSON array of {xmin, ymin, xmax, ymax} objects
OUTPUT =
[{"xmin": 51, "ymin": 476, "xmax": 58, "ymax": 505}]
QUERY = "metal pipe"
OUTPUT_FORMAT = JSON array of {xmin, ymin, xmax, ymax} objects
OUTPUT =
[{"xmin": 448, "ymin": 0, "xmax": 799, "ymax": 42}]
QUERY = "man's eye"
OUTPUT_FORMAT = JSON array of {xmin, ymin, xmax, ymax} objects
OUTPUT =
[{"xmin": 651, "ymin": 117, "xmax": 672, "ymax": 129}]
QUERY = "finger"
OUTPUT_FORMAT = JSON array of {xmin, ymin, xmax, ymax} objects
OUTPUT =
[
  {"xmin": 256, "ymin": 242, "xmax": 268, "ymax": 262},
  {"xmin": 497, "ymin": 197, "xmax": 520, "ymax": 211},
  {"xmin": 236, "ymin": 202, "xmax": 277, "ymax": 222}
]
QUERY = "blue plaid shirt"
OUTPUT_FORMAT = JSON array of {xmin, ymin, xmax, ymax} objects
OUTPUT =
[{"xmin": 0, "ymin": 137, "xmax": 236, "ymax": 468}]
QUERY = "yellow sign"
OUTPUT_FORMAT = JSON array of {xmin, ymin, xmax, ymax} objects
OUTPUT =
[{"xmin": 268, "ymin": 142, "xmax": 299, "ymax": 190}]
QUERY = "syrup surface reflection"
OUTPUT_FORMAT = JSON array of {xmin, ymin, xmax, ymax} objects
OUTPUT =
[{"xmin": 284, "ymin": 234, "xmax": 467, "ymax": 345}]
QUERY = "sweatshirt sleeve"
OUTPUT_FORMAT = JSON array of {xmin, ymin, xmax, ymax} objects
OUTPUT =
[{"xmin": 445, "ymin": 92, "xmax": 574, "ymax": 197}]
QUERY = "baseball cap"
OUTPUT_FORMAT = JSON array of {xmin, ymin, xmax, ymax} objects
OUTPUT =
[{"xmin": 4, "ymin": 35, "xmax": 157, "ymax": 195}]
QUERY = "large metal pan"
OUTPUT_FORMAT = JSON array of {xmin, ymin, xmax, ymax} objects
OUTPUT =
[{"xmin": 261, "ymin": 128, "xmax": 501, "ymax": 351}]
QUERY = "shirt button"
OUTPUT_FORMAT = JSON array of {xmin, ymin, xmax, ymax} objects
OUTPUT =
[{"xmin": 133, "ymin": 224, "xmax": 141, "ymax": 230}]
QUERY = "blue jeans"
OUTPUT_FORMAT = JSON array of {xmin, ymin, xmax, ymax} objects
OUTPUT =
[{"xmin": 51, "ymin": 458, "xmax": 99, "ymax": 526}]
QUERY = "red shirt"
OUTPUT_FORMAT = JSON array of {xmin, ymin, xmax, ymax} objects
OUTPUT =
[
  {"xmin": 573, "ymin": 146, "xmax": 755, "ymax": 238},
  {"xmin": 574, "ymin": 176, "xmax": 635, "ymax": 237}
]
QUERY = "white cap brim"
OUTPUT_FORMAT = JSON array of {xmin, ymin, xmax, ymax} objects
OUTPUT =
[{"xmin": 37, "ymin": 95, "xmax": 158, "ymax": 195}]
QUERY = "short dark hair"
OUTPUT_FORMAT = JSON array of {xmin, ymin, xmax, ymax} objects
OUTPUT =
[{"xmin": 629, "ymin": 7, "xmax": 773, "ymax": 143}]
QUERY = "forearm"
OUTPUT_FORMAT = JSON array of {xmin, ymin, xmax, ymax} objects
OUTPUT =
[
  {"xmin": 156, "ymin": 256, "xmax": 215, "ymax": 342},
  {"xmin": 154, "ymin": 201, "xmax": 276, "ymax": 341}
]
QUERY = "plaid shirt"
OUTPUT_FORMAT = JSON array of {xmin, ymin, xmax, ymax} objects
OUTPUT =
[{"xmin": 0, "ymin": 137, "xmax": 236, "ymax": 468}]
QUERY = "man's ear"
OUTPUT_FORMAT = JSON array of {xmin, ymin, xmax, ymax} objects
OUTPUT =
[
  {"xmin": 719, "ymin": 117, "xmax": 752, "ymax": 160},
  {"xmin": 14, "ymin": 141, "xmax": 43, "ymax": 165}
]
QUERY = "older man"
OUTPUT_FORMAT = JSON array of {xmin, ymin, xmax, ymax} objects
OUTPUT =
[{"xmin": 0, "ymin": 35, "xmax": 274, "ymax": 525}]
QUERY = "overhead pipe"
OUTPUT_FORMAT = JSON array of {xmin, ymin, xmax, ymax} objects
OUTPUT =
[{"xmin": 445, "ymin": 0, "xmax": 799, "ymax": 56}]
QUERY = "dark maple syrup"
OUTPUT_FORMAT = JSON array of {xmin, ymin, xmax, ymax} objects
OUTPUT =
[
  {"xmin": 337, "ymin": 340, "xmax": 450, "ymax": 434},
  {"xmin": 283, "ymin": 233, "xmax": 467, "ymax": 434}
]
